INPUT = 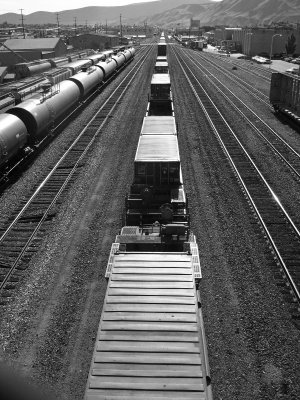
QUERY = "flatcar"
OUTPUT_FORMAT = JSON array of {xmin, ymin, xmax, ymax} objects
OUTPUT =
[
  {"xmin": 84, "ymin": 44, "xmax": 212, "ymax": 400},
  {"xmin": 270, "ymin": 71, "xmax": 300, "ymax": 124},
  {"xmin": 0, "ymin": 48, "xmax": 135, "ymax": 171}
]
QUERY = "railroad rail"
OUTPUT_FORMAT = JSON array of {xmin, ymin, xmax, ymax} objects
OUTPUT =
[
  {"xmin": 202, "ymin": 51, "xmax": 271, "ymax": 82},
  {"xmin": 0, "ymin": 45, "xmax": 155, "ymax": 302},
  {"xmin": 178, "ymin": 47, "xmax": 300, "ymax": 181},
  {"xmin": 187, "ymin": 48, "xmax": 270, "ymax": 105},
  {"xmin": 171, "ymin": 46, "xmax": 300, "ymax": 317}
]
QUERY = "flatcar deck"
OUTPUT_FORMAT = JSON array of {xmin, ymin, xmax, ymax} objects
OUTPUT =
[{"xmin": 85, "ymin": 252, "xmax": 212, "ymax": 399}]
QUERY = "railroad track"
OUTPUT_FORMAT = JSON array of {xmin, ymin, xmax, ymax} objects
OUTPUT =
[
  {"xmin": 186, "ymin": 48, "xmax": 270, "ymax": 105},
  {"xmin": 202, "ymin": 50, "xmax": 271, "ymax": 82},
  {"xmin": 171, "ymin": 46, "xmax": 300, "ymax": 320},
  {"xmin": 177, "ymin": 47, "xmax": 300, "ymax": 181},
  {"xmin": 0, "ymin": 44, "xmax": 155, "ymax": 303}
]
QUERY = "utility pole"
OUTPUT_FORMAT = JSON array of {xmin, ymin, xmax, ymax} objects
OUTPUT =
[
  {"xmin": 74, "ymin": 17, "xmax": 77, "ymax": 35},
  {"xmin": 144, "ymin": 20, "xmax": 147, "ymax": 37},
  {"xmin": 120, "ymin": 14, "xmax": 122, "ymax": 44},
  {"xmin": 20, "ymin": 9, "xmax": 25, "ymax": 38},
  {"xmin": 85, "ymin": 20, "xmax": 88, "ymax": 31},
  {"xmin": 56, "ymin": 13, "xmax": 60, "ymax": 37},
  {"xmin": 106, "ymin": 20, "xmax": 108, "ymax": 34}
]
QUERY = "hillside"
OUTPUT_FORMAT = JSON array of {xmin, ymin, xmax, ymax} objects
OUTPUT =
[
  {"xmin": 199, "ymin": 0, "xmax": 300, "ymax": 26},
  {"xmin": 142, "ymin": 0, "xmax": 300, "ymax": 27},
  {"xmin": 0, "ymin": 1, "xmax": 214, "ymax": 26},
  {"xmin": 0, "ymin": 0, "xmax": 299, "ymax": 27}
]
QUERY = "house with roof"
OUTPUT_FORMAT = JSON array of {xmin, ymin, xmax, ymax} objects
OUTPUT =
[{"xmin": 0, "ymin": 38, "xmax": 67, "ymax": 66}]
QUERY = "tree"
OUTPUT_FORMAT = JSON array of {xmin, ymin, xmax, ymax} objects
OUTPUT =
[{"xmin": 285, "ymin": 33, "xmax": 296, "ymax": 55}]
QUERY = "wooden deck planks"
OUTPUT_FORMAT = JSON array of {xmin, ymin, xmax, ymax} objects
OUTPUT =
[
  {"xmin": 102, "ymin": 312, "xmax": 197, "ymax": 322},
  {"xmin": 85, "ymin": 252, "xmax": 208, "ymax": 399},
  {"xmin": 110, "ymin": 273, "xmax": 193, "ymax": 281},
  {"xmin": 86, "ymin": 390, "xmax": 207, "ymax": 399},
  {"xmin": 96, "ymin": 341, "xmax": 200, "ymax": 353},
  {"xmin": 109, "ymin": 281, "xmax": 194, "ymax": 288},
  {"xmin": 104, "ymin": 304, "xmax": 196, "ymax": 313},
  {"xmin": 92, "ymin": 363, "xmax": 203, "ymax": 377}
]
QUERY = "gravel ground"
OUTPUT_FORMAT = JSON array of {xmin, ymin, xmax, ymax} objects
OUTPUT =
[
  {"xmin": 183, "ymin": 48, "xmax": 300, "ymax": 225},
  {"xmin": 0, "ymin": 43, "xmax": 299, "ymax": 400},
  {"xmin": 169, "ymin": 45, "xmax": 300, "ymax": 400}
]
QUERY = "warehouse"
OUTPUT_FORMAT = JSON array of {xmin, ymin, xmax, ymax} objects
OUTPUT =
[
  {"xmin": 69, "ymin": 33, "xmax": 119, "ymax": 51},
  {"xmin": 0, "ymin": 38, "xmax": 67, "ymax": 66}
]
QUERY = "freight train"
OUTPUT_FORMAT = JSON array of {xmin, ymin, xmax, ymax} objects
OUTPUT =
[
  {"xmin": 0, "ymin": 48, "xmax": 135, "ymax": 172},
  {"xmin": 7, "ymin": 49, "xmax": 114, "ymax": 81},
  {"xmin": 270, "ymin": 71, "xmax": 300, "ymax": 124},
  {"xmin": 84, "ymin": 42, "xmax": 213, "ymax": 400},
  {"xmin": 0, "ymin": 50, "xmax": 117, "ymax": 111}
]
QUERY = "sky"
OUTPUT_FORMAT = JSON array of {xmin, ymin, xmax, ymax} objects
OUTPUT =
[{"xmin": 0, "ymin": 0, "xmax": 222, "ymax": 16}]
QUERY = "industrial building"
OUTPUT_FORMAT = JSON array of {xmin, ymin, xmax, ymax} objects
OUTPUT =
[
  {"xmin": 68, "ymin": 33, "xmax": 120, "ymax": 51},
  {"xmin": 214, "ymin": 26, "xmax": 300, "ymax": 57},
  {"xmin": 0, "ymin": 38, "xmax": 67, "ymax": 66}
]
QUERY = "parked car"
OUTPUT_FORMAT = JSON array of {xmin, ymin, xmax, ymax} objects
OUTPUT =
[
  {"xmin": 291, "ymin": 58, "xmax": 300, "ymax": 64},
  {"xmin": 286, "ymin": 67, "xmax": 300, "ymax": 74},
  {"xmin": 258, "ymin": 52, "xmax": 269, "ymax": 58},
  {"xmin": 284, "ymin": 57, "xmax": 293, "ymax": 62}
]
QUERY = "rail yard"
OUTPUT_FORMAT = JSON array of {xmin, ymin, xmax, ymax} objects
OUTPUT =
[{"xmin": 0, "ymin": 38, "xmax": 300, "ymax": 400}]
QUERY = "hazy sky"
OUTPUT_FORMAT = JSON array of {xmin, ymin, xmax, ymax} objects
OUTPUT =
[{"xmin": 1, "ymin": 0, "xmax": 222, "ymax": 15}]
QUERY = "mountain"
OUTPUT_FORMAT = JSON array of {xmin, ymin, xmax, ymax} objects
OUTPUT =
[
  {"xmin": 142, "ymin": 4, "xmax": 213, "ymax": 27},
  {"xmin": 142, "ymin": 0, "xmax": 300, "ymax": 27},
  {"xmin": 0, "ymin": 0, "xmax": 298, "ymax": 28},
  {"xmin": 198, "ymin": 0, "xmax": 300, "ymax": 26},
  {"xmin": 0, "ymin": 1, "xmax": 214, "ymax": 26}
]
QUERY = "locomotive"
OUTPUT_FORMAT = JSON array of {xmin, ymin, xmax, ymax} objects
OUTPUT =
[
  {"xmin": 84, "ymin": 41, "xmax": 212, "ymax": 399},
  {"xmin": 0, "ymin": 48, "xmax": 135, "ymax": 172}
]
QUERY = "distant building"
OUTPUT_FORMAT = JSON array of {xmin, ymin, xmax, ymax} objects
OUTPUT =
[
  {"xmin": 241, "ymin": 27, "xmax": 300, "ymax": 57},
  {"xmin": 214, "ymin": 26, "xmax": 300, "ymax": 57},
  {"xmin": 69, "ymin": 33, "xmax": 119, "ymax": 51},
  {"xmin": 0, "ymin": 38, "xmax": 67, "ymax": 66},
  {"xmin": 190, "ymin": 19, "xmax": 201, "ymax": 30}
]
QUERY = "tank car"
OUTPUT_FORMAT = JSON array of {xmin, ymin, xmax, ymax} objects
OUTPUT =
[
  {"xmin": 7, "ymin": 80, "xmax": 81, "ymax": 143},
  {"xmin": 0, "ymin": 47, "xmax": 135, "ymax": 171},
  {"xmin": 0, "ymin": 114, "xmax": 28, "ymax": 168},
  {"xmin": 87, "ymin": 53, "xmax": 106, "ymax": 65},
  {"xmin": 68, "ymin": 67, "xmax": 104, "ymax": 97},
  {"xmin": 111, "ymin": 53, "xmax": 126, "ymax": 68},
  {"xmin": 96, "ymin": 59, "xmax": 117, "ymax": 80},
  {"xmin": 127, "ymin": 47, "xmax": 136, "ymax": 57},
  {"xmin": 122, "ymin": 49, "xmax": 132, "ymax": 62},
  {"xmin": 14, "ymin": 61, "xmax": 53, "ymax": 79},
  {"xmin": 101, "ymin": 50, "xmax": 114, "ymax": 59}
]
